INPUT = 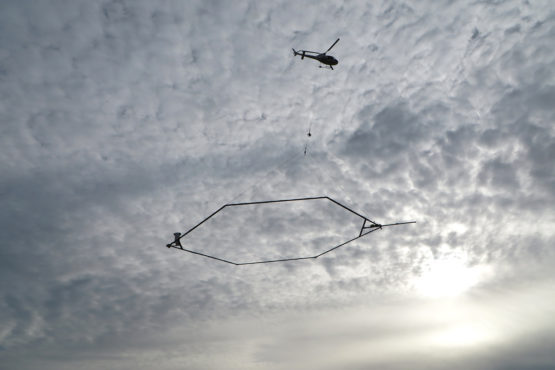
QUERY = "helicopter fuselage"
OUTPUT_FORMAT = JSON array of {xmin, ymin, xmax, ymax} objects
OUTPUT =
[
  {"xmin": 309, "ymin": 54, "xmax": 338, "ymax": 66},
  {"xmin": 297, "ymin": 52, "xmax": 338, "ymax": 66}
]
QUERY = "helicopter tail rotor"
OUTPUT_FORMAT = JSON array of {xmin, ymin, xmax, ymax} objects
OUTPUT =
[{"xmin": 292, "ymin": 49, "xmax": 305, "ymax": 59}]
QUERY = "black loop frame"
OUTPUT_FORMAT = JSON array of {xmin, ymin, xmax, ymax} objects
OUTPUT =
[{"xmin": 165, "ymin": 196, "xmax": 415, "ymax": 265}]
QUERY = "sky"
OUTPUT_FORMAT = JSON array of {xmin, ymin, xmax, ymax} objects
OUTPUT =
[{"xmin": 1, "ymin": 0, "xmax": 554, "ymax": 369}]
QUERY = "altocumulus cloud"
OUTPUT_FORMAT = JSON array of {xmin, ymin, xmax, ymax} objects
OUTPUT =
[{"xmin": 0, "ymin": 1, "xmax": 554, "ymax": 369}]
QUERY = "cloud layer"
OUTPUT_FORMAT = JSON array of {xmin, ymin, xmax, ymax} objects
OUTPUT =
[{"xmin": 1, "ymin": 0, "xmax": 554, "ymax": 369}]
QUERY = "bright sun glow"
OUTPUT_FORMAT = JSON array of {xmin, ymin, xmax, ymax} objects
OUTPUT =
[
  {"xmin": 430, "ymin": 323, "xmax": 496, "ymax": 348},
  {"xmin": 414, "ymin": 255, "xmax": 489, "ymax": 298}
]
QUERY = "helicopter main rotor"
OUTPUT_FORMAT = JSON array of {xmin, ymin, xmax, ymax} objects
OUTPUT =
[
  {"xmin": 325, "ymin": 38, "xmax": 340, "ymax": 54},
  {"xmin": 299, "ymin": 38, "xmax": 340, "ymax": 56}
]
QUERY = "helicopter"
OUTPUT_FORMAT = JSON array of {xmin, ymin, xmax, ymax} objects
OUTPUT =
[{"xmin": 292, "ymin": 38, "xmax": 340, "ymax": 69}]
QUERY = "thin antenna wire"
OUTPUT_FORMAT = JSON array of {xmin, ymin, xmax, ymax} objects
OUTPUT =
[{"xmin": 304, "ymin": 121, "xmax": 312, "ymax": 156}]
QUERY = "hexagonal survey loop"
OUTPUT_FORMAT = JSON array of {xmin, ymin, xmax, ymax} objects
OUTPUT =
[{"xmin": 165, "ymin": 196, "xmax": 415, "ymax": 265}]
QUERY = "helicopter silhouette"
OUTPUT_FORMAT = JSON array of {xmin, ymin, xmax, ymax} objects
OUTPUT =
[{"xmin": 293, "ymin": 38, "xmax": 340, "ymax": 70}]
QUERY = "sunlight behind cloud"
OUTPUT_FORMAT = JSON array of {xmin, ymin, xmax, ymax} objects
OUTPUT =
[
  {"xmin": 414, "ymin": 255, "xmax": 491, "ymax": 298},
  {"xmin": 430, "ymin": 323, "xmax": 496, "ymax": 348}
]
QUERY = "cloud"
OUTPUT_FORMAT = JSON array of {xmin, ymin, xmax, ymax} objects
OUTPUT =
[{"xmin": 0, "ymin": 0, "xmax": 554, "ymax": 369}]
